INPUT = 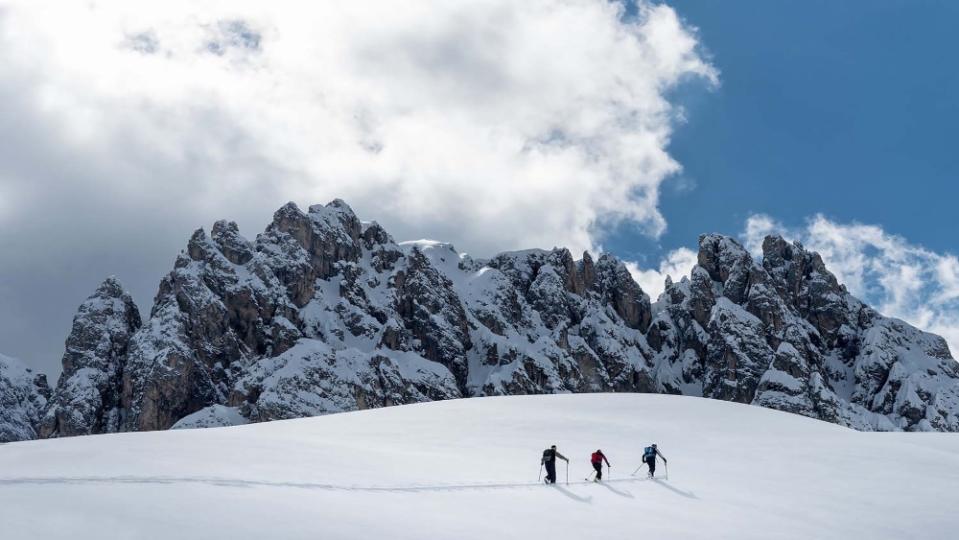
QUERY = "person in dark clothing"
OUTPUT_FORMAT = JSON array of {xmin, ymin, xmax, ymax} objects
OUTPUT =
[
  {"xmin": 541, "ymin": 445, "xmax": 568, "ymax": 484},
  {"xmin": 590, "ymin": 449, "xmax": 611, "ymax": 481},
  {"xmin": 643, "ymin": 443, "xmax": 666, "ymax": 478}
]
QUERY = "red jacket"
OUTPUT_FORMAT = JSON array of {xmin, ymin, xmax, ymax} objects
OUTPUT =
[{"xmin": 591, "ymin": 451, "xmax": 609, "ymax": 466}]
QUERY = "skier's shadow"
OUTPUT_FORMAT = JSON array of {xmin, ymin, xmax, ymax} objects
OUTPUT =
[
  {"xmin": 598, "ymin": 482, "xmax": 634, "ymax": 498},
  {"xmin": 552, "ymin": 484, "xmax": 592, "ymax": 503},
  {"xmin": 651, "ymin": 478, "xmax": 697, "ymax": 499}
]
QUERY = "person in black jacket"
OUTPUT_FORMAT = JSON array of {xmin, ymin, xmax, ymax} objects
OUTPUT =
[{"xmin": 541, "ymin": 445, "xmax": 568, "ymax": 484}]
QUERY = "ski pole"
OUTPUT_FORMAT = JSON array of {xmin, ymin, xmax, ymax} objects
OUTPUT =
[
  {"xmin": 665, "ymin": 461, "xmax": 669, "ymax": 480},
  {"xmin": 566, "ymin": 461, "xmax": 569, "ymax": 486},
  {"xmin": 538, "ymin": 463, "xmax": 543, "ymax": 482}
]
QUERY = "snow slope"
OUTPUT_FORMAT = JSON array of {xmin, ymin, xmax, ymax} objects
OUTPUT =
[{"xmin": 1, "ymin": 394, "xmax": 956, "ymax": 539}]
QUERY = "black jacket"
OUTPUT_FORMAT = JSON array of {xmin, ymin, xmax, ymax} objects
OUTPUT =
[{"xmin": 542, "ymin": 448, "xmax": 568, "ymax": 464}]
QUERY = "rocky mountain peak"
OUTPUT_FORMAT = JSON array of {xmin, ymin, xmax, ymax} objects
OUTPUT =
[
  {"xmin": 38, "ymin": 277, "xmax": 141, "ymax": 438},
  {"xmin": 5, "ymin": 200, "xmax": 958, "ymax": 441},
  {"xmin": 96, "ymin": 276, "xmax": 129, "ymax": 298},
  {"xmin": 308, "ymin": 198, "xmax": 362, "ymax": 240},
  {"xmin": 362, "ymin": 221, "xmax": 395, "ymax": 248},
  {"xmin": 761, "ymin": 234, "xmax": 843, "ymax": 302},
  {"xmin": 698, "ymin": 234, "xmax": 752, "ymax": 279},
  {"xmin": 212, "ymin": 220, "xmax": 254, "ymax": 265},
  {"xmin": 697, "ymin": 233, "xmax": 755, "ymax": 304},
  {"xmin": 594, "ymin": 253, "xmax": 651, "ymax": 332},
  {"xmin": 265, "ymin": 199, "xmax": 362, "ymax": 282},
  {"xmin": 0, "ymin": 353, "xmax": 49, "ymax": 442}
]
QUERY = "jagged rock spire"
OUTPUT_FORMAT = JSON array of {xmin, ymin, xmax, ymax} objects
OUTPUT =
[
  {"xmin": 655, "ymin": 232, "xmax": 958, "ymax": 430},
  {"xmin": 38, "ymin": 277, "xmax": 141, "ymax": 438}
]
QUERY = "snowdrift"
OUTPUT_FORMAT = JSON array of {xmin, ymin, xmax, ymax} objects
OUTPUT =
[{"xmin": 1, "ymin": 394, "xmax": 957, "ymax": 539}]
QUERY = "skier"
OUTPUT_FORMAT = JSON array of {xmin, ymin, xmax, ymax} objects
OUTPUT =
[
  {"xmin": 541, "ymin": 445, "xmax": 569, "ymax": 484},
  {"xmin": 643, "ymin": 443, "xmax": 666, "ymax": 478},
  {"xmin": 590, "ymin": 449, "xmax": 611, "ymax": 481}
]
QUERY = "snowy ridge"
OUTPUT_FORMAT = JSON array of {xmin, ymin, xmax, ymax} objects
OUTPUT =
[{"xmin": 4, "ymin": 199, "xmax": 959, "ymax": 440}]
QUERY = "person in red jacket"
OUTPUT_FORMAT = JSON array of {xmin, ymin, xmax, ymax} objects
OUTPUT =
[{"xmin": 590, "ymin": 449, "xmax": 611, "ymax": 481}]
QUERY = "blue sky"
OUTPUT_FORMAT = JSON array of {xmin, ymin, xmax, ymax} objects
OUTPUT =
[{"xmin": 609, "ymin": 0, "xmax": 958, "ymax": 262}]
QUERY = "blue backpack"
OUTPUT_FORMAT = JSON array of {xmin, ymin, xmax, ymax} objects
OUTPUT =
[{"xmin": 643, "ymin": 446, "xmax": 655, "ymax": 460}]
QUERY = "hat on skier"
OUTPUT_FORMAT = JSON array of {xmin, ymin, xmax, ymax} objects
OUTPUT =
[
  {"xmin": 551, "ymin": 445, "xmax": 556, "ymax": 449},
  {"xmin": 651, "ymin": 443, "xmax": 657, "ymax": 448}
]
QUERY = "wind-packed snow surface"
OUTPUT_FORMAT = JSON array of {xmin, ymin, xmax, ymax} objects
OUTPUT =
[{"xmin": 1, "ymin": 394, "xmax": 956, "ymax": 540}]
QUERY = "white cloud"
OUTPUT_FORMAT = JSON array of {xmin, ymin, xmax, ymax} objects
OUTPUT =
[
  {"xmin": 742, "ymin": 213, "xmax": 784, "ymax": 256},
  {"xmin": 0, "ymin": 0, "xmax": 715, "ymax": 257},
  {"xmin": 0, "ymin": 0, "xmax": 716, "ymax": 375},
  {"xmin": 743, "ymin": 214, "xmax": 959, "ymax": 357},
  {"xmin": 626, "ymin": 247, "xmax": 698, "ymax": 300}
]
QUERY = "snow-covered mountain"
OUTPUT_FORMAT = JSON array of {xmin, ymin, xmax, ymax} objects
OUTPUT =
[
  {"xmin": 5, "ymin": 199, "xmax": 958, "ymax": 439},
  {"xmin": 0, "ymin": 353, "xmax": 49, "ymax": 442},
  {"xmin": 39, "ymin": 278, "xmax": 141, "ymax": 437},
  {"xmin": 1, "ymin": 394, "xmax": 957, "ymax": 540}
]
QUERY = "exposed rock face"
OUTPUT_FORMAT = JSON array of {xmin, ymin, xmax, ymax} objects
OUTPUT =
[
  {"xmin": 112, "ymin": 202, "xmax": 660, "ymax": 430},
  {"xmin": 651, "ymin": 234, "xmax": 959, "ymax": 431},
  {"xmin": 38, "ymin": 278, "xmax": 142, "ymax": 438},
  {"xmin": 5, "ymin": 199, "xmax": 957, "ymax": 441},
  {"xmin": 119, "ymin": 219, "xmax": 300, "ymax": 432},
  {"xmin": 0, "ymin": 353, "xmax": 49, "ymax": 442}
]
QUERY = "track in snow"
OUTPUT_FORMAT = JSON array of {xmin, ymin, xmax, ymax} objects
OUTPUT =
[
  {"xmin": 1, "ymin": 394, "xmax": 956, "ymax": 540},
  {"xmin": 0, "ymin": 473, "xmax": 669, "ymax": 492}
]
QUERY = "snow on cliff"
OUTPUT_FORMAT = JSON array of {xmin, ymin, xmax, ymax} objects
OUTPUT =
[
  {"xmin": 0, "ymin": 353, "xmax": 49, "ymax": 442},
  {"xmin": 6, "ymin": 200, "xmax": 959, "ymax": 440}
]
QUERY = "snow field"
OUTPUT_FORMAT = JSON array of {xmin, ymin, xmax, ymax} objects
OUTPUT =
[{"xmin": 1, "ymin": 393, "xmax": 957, "ymax": 539}]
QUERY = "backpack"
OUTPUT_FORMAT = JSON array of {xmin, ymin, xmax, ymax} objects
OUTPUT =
[
  {"xmin": 543, "ymin": 449, "xmax": 554, "ymax": 463},
  {"xmin": 591, "ymin": 452, "xmax": 602, "ymax": 464},
  {"xmin": 643, "ymin": 446, "xmax": 655, "ymax": 460}
]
